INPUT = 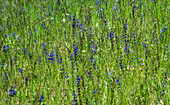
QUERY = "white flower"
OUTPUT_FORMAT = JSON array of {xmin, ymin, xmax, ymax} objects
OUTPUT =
[
  {"xmin": 63, "ymin": 19, "xmax": 66, "ymax": 22},
  {"xmin": 96, "ymin": 23, "xmax": 98, "ymax": 27},
  {"xmin": 82, "ymin": 50, "xmax": 86, "ymax": 53},
  {"xmin": 50, "ymin": 17, "xmax": 53, "ymax": 20},
  {"xmin": 160, "ymin": 100, "xmax": 164, "ymax": 104}
]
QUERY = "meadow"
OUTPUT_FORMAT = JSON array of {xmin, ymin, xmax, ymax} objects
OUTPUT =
[{"xmin": 0, "ymin": 0, "xmax": 169, "ymax": 104}]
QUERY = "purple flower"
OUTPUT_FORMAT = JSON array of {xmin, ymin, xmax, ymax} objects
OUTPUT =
[
  {"xmin": 87, "ymin": 71, "xmax": 90, "ymax": 75},
  {"xmin": 24, "ymin": 82, "xmax": 28, "ymax": 85},
  {"xmin": 19, "ymin": 68, "xmax": 22, "ymax": 72},
  {"xmin": 9, "ymin": 86, "xmax": 16, "ymax": 97},
  {"xmin": 72, "ymin": 24, "xmax": 75, "ymax": 28},
  {"xmin": 38, "ymin": 98, "xmax": 42, "ymax": 102},
  {"xmin": 4, "ymin": 33, "xmax": 7, "ymax": 37},
  {"xmin": 26, "ymin": 77, "xmax": 28, "ymax": 81},
  {"xmin": 160, "ymin": 29, "xmax": 163, "ymax": 32},
  {"xmin": 116, "ymin": 79, "xmax": 119, "ymax": 84},
  {"xmin": 42, "ymin": 43, "xmax": 46, "ymax": 46},
  {"xmin": 124, "ymin": 47, "xmax": 127, "ymax": 51},
  {"xmin": 140, "ymin": 13, "xmax": 143, "ymax": 17},
  {"xmin": 164, "ymin": 28, "xmax": 167, "ymax": 32},
  {"xmin": 41, "ymin": 95, "xmax": 44, "ymax": 99}
]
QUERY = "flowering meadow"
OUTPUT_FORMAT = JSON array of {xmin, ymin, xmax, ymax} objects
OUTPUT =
[{"xmin": 0, "ymin": 0, "xmax": 169, "ymax": 104}]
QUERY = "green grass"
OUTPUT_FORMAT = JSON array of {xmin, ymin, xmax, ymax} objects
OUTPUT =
[{"xmin": 0, "ymin": 0, "xmax": 169, "ymax": 105}]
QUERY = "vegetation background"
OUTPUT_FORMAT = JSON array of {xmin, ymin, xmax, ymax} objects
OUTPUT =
[{"xmin": 0, "ymin": 0, "xmax": 169, "ymax": 104}]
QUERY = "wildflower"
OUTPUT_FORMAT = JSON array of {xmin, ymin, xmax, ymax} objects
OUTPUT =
[
  {"xmin": 19, "ymin": 68, "xmax": 22, "ymax": 72},
  {"xmin": 24, "ymin": 76, "xmax": 28, "ymax": 85},
  {"xmin": 3, "ymin": 45, "xmax": 9, "ymax": 53},
  {"xmin": 50, "ymin": 17, "xmax": 53, "ymax": 20},
  {"xmin": 38, "ymin": 95, "xmax": 44, "ymax": 102},
  {"xmin": 4, "ymin": 33, "xmax": 7, "ymax": 37},
  {"xmin": 124, "ymin": 47, "xmax": 127, "ymax": 51},
  {"xmin": 94, "ymin": 90, "xmax": 97, "ymax": 93},
  {"xmin": 59, "ymin": 56, "xmax": 62, "ymax": 64},
  {"xmin": 116, "ymin": 77, "xmax": 122, "ymax": 85},
  {"xmin": 41, "ymin": 95, "xmax": 44, "ymax": 99},
  {"xmin": 38, "ymin": 98, "xmax": 42, "ymax": 102},
  {"xmin": 47, "ymin": 51, "xmax": 55, "ymax": 61},
  {"xmin": 42, "ymin": 43, "xmax": 47, "ymax": 54},
  {"xmin": 82, "ymin": 50, "xmax": 86, "ymax": 53},
  {"xmin": 142, "ymin": 42, "xmax": 146, "ymax": 47},
  {"xmin": 87, "ymin": 71, "xmax": 90, "ymax": 75},
  {"xmin": 76, "ymin": 76, "xmax": 81, "ymax": 87},
  {"xmin": 63, "ymin": 19, "xmax": 66, "ymax": 23},
  {"xmin": 116, "ymin": 79, "xmax": 119, "ymax": 84},
  {"xmin": 42, "ymin": 43, "xmax": 46, "ymax": 46},
  {"xmin": 164, "ymin": 28, "xmax": 167, "ymax": 32},
  {"xmin": 140, "ymin": 13, "xmax": 143, "ymax": 17},
  {"xmin": 160, "ymin": 100, "xmax": 164, "ymax": 104},
  {"xmin": 72, "ymin": 91, "xmax": 77, "ymax": 104},
  {"xmin": 26, "ymin": 77, "xmax": 28, "ymax": 81},
  {"xmin": 9, "ymin": 86, "xmax": 16, "ymax": 97}
]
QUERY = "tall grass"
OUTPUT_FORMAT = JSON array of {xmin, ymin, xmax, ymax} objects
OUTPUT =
[{"xmin": 0, "ymin": 0, "xmax": 169, "ymax": 104}]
